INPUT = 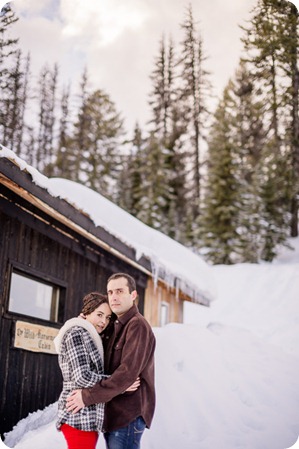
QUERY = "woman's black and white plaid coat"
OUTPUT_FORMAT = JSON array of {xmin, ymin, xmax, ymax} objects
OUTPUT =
[{"xmin": 54, "ymin": 317, "xmax": 106, "ymax": 432}]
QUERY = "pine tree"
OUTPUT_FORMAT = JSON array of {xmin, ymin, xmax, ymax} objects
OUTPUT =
[
  {"xmin": 49, "ymin": 67, "xmax": 90, "ymax": 182},
  {"xmin": 231, "ymin": 60, "xmax": 266, "ymax": 262},
  {"xmin": 241, "ymin": 0, "xmax": 282, "ymax": 143},
  {"xmin": 15, "ymin": 52, "xmax": 30, "ymax": 157},
  {"xmin": 146, "ymin": 30, "xmax": 193, "ymax": 241},
  {"xmin": 46, "ymin": 83, "xmax": 72, "ymax": 178},
  {"xmin": 66, "ymin": 67, "xmax": 91, "ymax": 182},
  {"xmin": 148, "ymin": 35, "xmax": 168, "ymax": 140},
  {"xmin": 148, "ymin": 35, "xmax": 178, "ymax": 146},
  {"xmin": 276, "ymin": 0, "xmax": 299, "ymax": 237},
  {"xmin": 35, "ymin": 63, "xmax": 58, "ymax": 172},
  {"xmin": 135, "ymin": 132, "xmax": 172, "ymax": 231},
  {"xmin": 200, "ymin": 83, "xmax": 242, "ymax": 264},
  {"xmin": 75, "ymin": 88, "xmax": 125, "ymax": 198},
  {"xmin": 116, "ymin": 123, "xmax": 145, "ymax": 214},
  {"xmin": 0, "ymin": 4, "xmax": 18, "ymax": 82},
  {"xmin": 179, "ymin": 4, "xmax": 211, "ymax": 222},
  {"xmin": 2, "ymin": 49, "xmax": 30, "ymax": 154},
  {"xmin": 0, "ymin": 4, "xmax": 19, "ymax": 144},
  {"xmin": 241, "ymin": 0, "xmax": 295, "ymax": 258},
  {"xmin": 257, "ymin": 139, "xmax": 292, "ymax": 261}
]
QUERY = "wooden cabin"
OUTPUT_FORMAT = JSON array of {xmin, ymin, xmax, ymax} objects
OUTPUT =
[{"xmin": 0, "ymin": 148, "xmax": 212, "ymax": 437}]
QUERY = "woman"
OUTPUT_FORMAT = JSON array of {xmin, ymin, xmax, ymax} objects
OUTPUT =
[{"xmin": 54, "ymin": 292, "xmax": 138, "ymax": 449}]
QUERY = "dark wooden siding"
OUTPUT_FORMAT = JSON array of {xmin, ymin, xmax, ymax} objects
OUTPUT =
[{"xmin": 0, "ymin": 187, "xmax": 147, "ymax": 437}]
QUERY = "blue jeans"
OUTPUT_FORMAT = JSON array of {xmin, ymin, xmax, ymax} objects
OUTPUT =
[{"xmin": 103, "ymin": 416, "xmax": 146, "ymax": 449}]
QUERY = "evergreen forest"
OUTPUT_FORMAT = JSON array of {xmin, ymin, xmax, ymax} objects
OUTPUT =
[{"xmin": 0, "ymin": 0, "xmax": 298, "ymax": 264}]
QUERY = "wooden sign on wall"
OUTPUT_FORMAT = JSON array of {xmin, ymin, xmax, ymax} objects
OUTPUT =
[{"xmin": 14, "ymin": 320, "xmax": 59, "ymax": 354}]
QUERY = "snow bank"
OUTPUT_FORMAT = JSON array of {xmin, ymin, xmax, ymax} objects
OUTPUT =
[
  {"xmin": 144, "ymin": 323, "xmax": 299, "ymax": 449},
  {"xmin": 2, "ymin": 404, "xmax": 57, "ymax": 448},
  {"xmin": 185, "ymin": 258, "xmax": 299, "ymax": 357}
]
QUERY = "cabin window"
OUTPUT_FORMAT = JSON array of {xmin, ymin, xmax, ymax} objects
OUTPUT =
[
  {"xmin": 160, "ymin": 301, "xmax": 169, "ymax": 326},
  {"xmin": 8, "ymin": 270, "xmax": 61, "ymax": 322}
]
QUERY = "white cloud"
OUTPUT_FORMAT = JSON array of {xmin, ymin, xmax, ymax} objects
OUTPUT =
[
  {"xmin": 60, "ymin": 0, "xmax": 151, "ymax": 47},
  {"xmin": 11, "ymin": 0, "xmax": 257, "ymax": 131},
  {"xmin": 14, "ymin": 0, "xmax": 56, "ymax": 18}
]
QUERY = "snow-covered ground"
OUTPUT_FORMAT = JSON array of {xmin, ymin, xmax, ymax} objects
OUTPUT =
[{"xmin": 2, "ymin": 237, "xmax": 299, "ymax": 449}]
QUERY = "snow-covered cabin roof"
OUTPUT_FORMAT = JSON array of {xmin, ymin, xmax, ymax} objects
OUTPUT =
[{"xmin": 0, "ymin": 145, "xmax": 215, "ymax": 305}]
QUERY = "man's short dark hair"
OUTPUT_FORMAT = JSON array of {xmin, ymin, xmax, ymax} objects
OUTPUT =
[{"xmin": 107, "ymin": 273, "xmax": 136, "ymax": 293}]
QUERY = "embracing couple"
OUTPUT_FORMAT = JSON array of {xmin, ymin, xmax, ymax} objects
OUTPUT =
[{"xmin": 54, "ymin": 272, "xmax": 156, "ymax": 449}]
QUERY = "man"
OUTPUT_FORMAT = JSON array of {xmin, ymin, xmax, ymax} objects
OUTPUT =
[{"xmin": 66, "ymin": 272, "xmax": 156, "ymax": 449}]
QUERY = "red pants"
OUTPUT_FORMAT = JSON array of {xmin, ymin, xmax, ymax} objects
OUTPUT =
[{"xmin": 61, "ymin": 423, "xmax": 99, "ymax": 449}]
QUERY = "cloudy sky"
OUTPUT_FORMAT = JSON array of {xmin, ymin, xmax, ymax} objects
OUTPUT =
[{"xmin": 6, "ymin": 0, "xmax": 297, "ymax": 134}]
